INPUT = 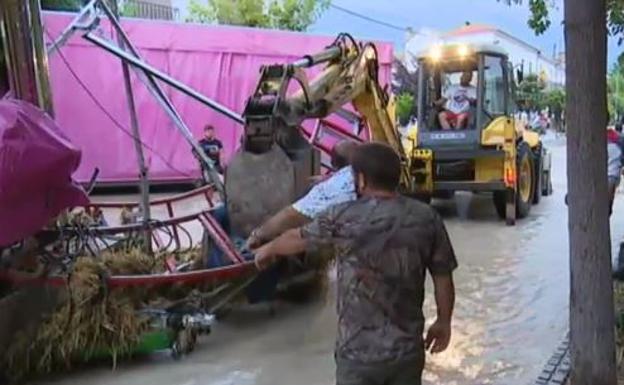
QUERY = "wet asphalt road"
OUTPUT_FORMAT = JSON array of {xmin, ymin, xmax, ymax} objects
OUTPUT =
[{"xmin": 37, "ymin": 132, "xmax": 624, "ymax": 385}]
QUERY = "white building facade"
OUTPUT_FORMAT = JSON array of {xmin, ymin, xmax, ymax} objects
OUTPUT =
[{"xmin": 404, "ymin": 24, "xmax": 565, "ymax": 89}]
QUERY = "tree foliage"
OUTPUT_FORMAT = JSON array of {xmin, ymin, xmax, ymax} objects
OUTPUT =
[
  {"xmin": 392, "ymin": 57, "xmax": 418, "ymax": 96},
  {"xmin": 392, "ymin": 58, "xmax": 419, "ymax": 124},
  {"xmin": 187, "ymin": 0, "xmax": 330, "ymax": 31},
  {"xmin": 516, "ymin": 72, "xmax": 565, "ymax": 123},
  {"xmin": 608, "ymin": 53, "xmax": 624, "ymax": 121},
  {"xmin": 543, "ymin": 88, "xmax": 565, "ymax": 114},
  {"xmin": 517, "ymin": 73, "xmax": 546, "ymax": 110},
  {"xmin": 506, "ymin": 0, "xmax": 624, "ymax": 38},
  {"xmin": 41, "ymin": 1, "xmax": 140, "ymax": 17},
  {"xmin": 526, "ymin": 0, "xmax": 552, "ymax": 34},
  {"xmin": 41, "ymin": 0, "xmax": 82, "ymax": 11},
  {"xmin": 395, "ymin": 93, "xmax": 415, "ymax": 126}
]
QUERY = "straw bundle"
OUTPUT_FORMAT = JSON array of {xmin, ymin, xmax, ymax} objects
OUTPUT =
[
  {"xmin": 3, "ymin": 255, "xmax": 152, "ymax": 382},
  {"xmin": 2, "ymin": 245, "xmax": 203, "ymax": 383}
]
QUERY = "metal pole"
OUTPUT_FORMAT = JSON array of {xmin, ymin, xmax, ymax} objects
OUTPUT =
[
  {"xmin": 45, "ymin": 0, "xmax": 229, "ymax": 198},
  {"xmin": 0, "ymin": 0, "xmax": 63, "ymax": 366},
  {"xmin": 95, "ymin": 0, "xmax": 225, "ymax": 198},
  {"xmin": 108, "ymin": 0, "xmax": 152, "ymax": 253},
  {"xmin": 133, "ymin": 67, "xmax": 226, "ymax": 199},
  {"xmin": 46, "ymin": 0, "xmax": 98, "ymax": 57},
  {"xmin": 83, "ymin": 32, "xmax": 244, "ymax": 125},
  {"xmin": 0, "ymin": 0, "xmax": 55, "ymax": 115}
]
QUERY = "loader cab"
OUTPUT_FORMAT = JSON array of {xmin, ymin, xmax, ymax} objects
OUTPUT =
[{"xmin": 417, "ymin": 44, "xmax": 511, "ymax": 149}]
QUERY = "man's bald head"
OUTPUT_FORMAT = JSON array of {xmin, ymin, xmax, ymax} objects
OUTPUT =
[{"xmin": 331, "ymin": 141, "xmax": 359, "ymax": 169}]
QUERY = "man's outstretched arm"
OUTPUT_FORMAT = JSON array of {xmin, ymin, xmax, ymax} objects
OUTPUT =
[
  {"xmin": 250, "ymin": 206, "xmax": 309, "ymax": 248},
  {"xmin": 253, "ymin": 207, "xmax": 337, "ymax": 270},
  {"xmin": 425, "ymin": 273, "xmax": 455, "ymax": 353},
  {"xmin": 254, "ymin": 228, "xmax": 307, "ymax": 270},
  {"xmin": 248, "ymin": 166, "xmax": 354, "ymax": 248},
  {"xmin": 424, "ymin": 212, "xmax": 458, "ymax": 354}
]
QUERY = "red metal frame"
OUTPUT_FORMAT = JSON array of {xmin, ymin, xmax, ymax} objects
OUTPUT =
[
  {"xmin": 2, "ymin": 120, "xmax": 365, "ymax": 289},
  {"xmin": 304, "ymin": 119, "xmax": 366, "ymax": 155},
  {"xmin": 0, "ymin": 262, "xmax": 255, "ymax": 288},
  {"xmin": 86, "ymin": 184, "xmax": 215, "ymax": 211},
  {"xmin": 0, "ymin": 203, "xmax": 253, "ymax": 288},
  {"xmin": 86, "ymin": 184, "xmax": 216, "ymax": 249}
]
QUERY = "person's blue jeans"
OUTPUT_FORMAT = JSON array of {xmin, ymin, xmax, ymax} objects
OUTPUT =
[
  {"xmin": 206, "ymin": 205, "xmax": 279, "ymax": 303},
  {"xmin": 205, "ymin": 205, "xmax": 237, "ymax": 268}
]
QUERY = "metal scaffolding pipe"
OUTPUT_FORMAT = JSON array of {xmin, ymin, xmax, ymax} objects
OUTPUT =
[
  {"xmin": 95, "ymin": 0, "xmax": 225, "ymax": 197},
  {"xmin": 107, "ymin": 0, "xmax": 153, "ymax": 253},
  {"xmin": 0, "ymin": 0, "xmax": 55, "ymax": 114},
  {"xmin": 46, "ymin": 0, "xmax": 98, "ymax": 57},
  {"xmin": 84, "ymin": 32, "xmax": 244, "ymax": 125},
  {"xmin": 44, "ymin": 0, "xmax": 228, "ymax": 197}
]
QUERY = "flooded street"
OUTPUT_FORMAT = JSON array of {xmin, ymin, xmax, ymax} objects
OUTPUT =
[{"xmin": 38, "ymin": 133, "xmax": 624, "ymax": 385}]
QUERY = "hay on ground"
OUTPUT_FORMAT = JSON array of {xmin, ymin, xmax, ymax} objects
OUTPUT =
[{"xmin": 2, "ymin": 247, "xmax": 205, "ymax": 383}]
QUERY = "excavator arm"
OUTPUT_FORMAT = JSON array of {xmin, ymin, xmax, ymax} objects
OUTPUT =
[
  {"xmin": 241, "ymin": 33, "xmax": 403, "ymax": 156},
  {"xmin": 226, "ymin": 34, "xmax": 408, "ymax": 236}
]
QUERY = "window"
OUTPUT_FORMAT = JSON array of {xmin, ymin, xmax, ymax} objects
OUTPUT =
[
  {"xmin": 482, "ymin": 56, "xmax": 506, "ymax": 117},
  {"xmin": 419, "ymin": 59, "xmax": 478, "ymax": 131}
]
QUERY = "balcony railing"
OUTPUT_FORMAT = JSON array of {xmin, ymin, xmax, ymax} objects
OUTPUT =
[{"xmin": 122, "ymin": 0, "xmax": 180, "ymax": 21}]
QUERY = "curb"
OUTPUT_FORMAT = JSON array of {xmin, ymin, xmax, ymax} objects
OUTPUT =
[{"xmin": 535, "ymin": 333, "xmax": 570, "ymax": 385}]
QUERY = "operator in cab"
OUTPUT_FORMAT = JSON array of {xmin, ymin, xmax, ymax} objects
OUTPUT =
[{"xmin": 436, "ymin": 70, "xmax": 476, "ymax": 130}]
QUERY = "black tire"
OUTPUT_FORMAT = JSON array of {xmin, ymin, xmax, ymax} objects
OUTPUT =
[
  {"xmin": 547, "ymin": 176, "xmax": 553, "ymax": 195},
  {"xmin": 492, "ymin": 142, "xmax": 535, "ymax": 220},
  {"xmin": 532, "ymin": 147, "xmax": 542, "ymax": 205},
  {"xmin": 493, "ymin": 190, "xmax": 506, "ymax": 220},
  {"xmin": 542, "ymin": 170, "xmax": 553, "ymax": 196},
  {"xmin": 515, "ymin": 142, "xmax": 534, "ymax": 219}
]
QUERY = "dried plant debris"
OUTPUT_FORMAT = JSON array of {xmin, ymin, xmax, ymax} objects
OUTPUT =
[
  {"xmin": 2, "ymin": 248, "xmax": 201, "ymax": 382},
  {"xmin": 2, "ymin": 238, "xmax": 334, "ymax": 382}
]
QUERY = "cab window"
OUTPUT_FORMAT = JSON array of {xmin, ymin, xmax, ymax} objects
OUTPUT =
[{"xmin": 482, "ymin": 55, "xmax": 507, "ymax": 118}]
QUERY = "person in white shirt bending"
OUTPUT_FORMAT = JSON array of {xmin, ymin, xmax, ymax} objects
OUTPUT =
[{"xmin": 437, "ymin": 71, "xmax": 477, "ymax": 130}]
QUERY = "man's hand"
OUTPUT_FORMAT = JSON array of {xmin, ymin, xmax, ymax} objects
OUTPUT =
[
  {"xmin": 253, "ymin": 243, "xmax": 276, "ymax": 271},
  {"xmin": 425, "ymin": 319, "xmax": 451, "ymax": 354},
  {"xmin": 245, "ymin": 229, "xmax": 264, "ymax": 250}
]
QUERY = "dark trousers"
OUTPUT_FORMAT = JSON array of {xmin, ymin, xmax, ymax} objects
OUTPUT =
[
  {"xmin": 335, "ymin": 354, "xmax": 425, "ymax": 385},
  {"xmin": 205, "ymin": 205, "xmax": 280, "ymax": 303}
]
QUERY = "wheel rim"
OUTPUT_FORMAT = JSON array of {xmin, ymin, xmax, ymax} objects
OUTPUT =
[{"xmin": 519, "ymin": 154, "xmax": 532, "ymax": 203}]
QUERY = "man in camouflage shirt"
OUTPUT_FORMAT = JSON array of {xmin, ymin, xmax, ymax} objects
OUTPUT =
[{"xmin": 254, "ymin": 143, "xmax": 457, "ymax": 385}]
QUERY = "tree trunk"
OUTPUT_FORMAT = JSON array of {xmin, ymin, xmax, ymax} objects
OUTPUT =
[{"xmin": 565, "ymin": 0, "xmax": 616, "ymax": 384}]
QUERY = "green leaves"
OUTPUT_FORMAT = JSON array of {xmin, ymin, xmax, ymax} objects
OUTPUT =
[
  {"xmin": 543, "ymin": 88, "xmax": 565, "ymax": 113},
  {"xmin": 187, "ymin": 0, "xmax": 330, "ymax": 31},
  {"xmin": 40, "ymin": 0, "xmax": 82, "ymax": 11},
  {"xmin": 608, "ymin": 54, "xmax": 624, "ymax": 118},
  {"xmin": 517, "ymin": 73, "xmax": 546, "ymax": 110},
  {"xmin": 505, "ymin": 0, "xmax": 624, "ymax": 41},
  {"xmin": 395, "ymin": 92, "xmax": 415, "ymax": 126},
  {"xmin": 268, "ymin": 0, "xmax": 330, "ymax": 31},
  {"xmin": 527, "ymin": 0, "xmax": 551, "ymax": 35},
  {"xmin": 607, "ymin": 0, "xmax": 624, "ymax": 44}
]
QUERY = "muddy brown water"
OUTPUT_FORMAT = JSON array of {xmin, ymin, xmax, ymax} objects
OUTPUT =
[{"xmin": 36, "ymin": 133, "xmax": 624, "ymax": 385}]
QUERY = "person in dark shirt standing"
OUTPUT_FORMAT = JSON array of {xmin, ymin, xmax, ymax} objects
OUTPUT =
[
  {"xmin": 199, "ymin": 125, "xmax": 223, "ymax": 173},
  {"xmin": 253, "ymin": 142, "xmax": 457, "ymax": 385}
]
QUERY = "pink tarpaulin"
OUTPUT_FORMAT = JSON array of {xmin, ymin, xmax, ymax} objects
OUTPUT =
[
  {"xmin": 42, "ymin": 13, "xmax": 394, "ymax": 184},
  {"xmin": 0, "ymin": 99, "xmax": 89, "ymax": 247}
]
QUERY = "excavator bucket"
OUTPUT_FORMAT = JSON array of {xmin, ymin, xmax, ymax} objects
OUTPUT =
[{"xmin": 225, "ymin": 143, "xmax": 319, "ymax": 237}]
